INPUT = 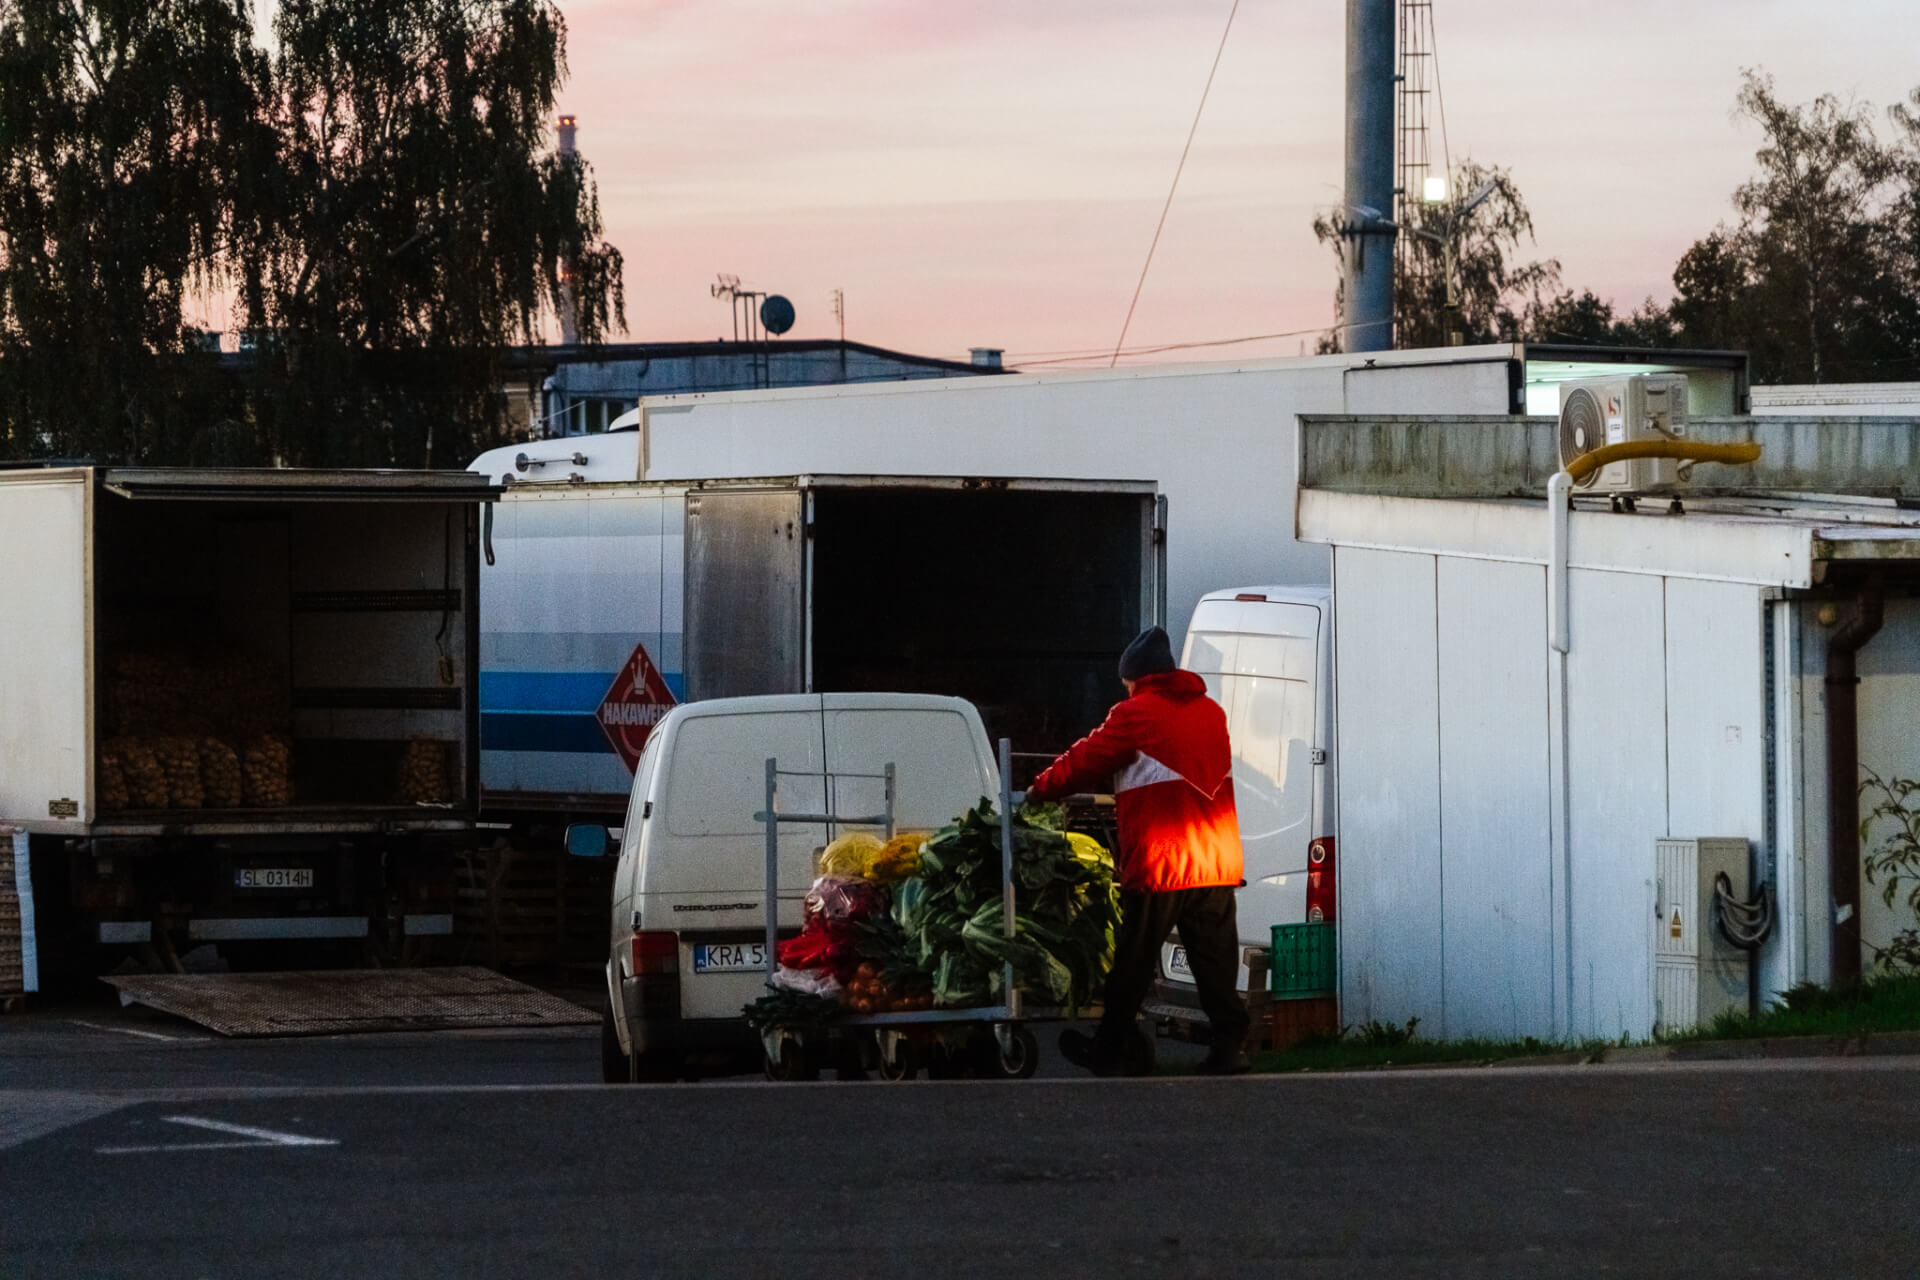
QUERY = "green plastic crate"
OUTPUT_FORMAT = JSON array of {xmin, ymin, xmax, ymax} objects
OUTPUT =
[{"xmin": 1270, "ymin": 922, "xmax": 1337, "ymax": 999}]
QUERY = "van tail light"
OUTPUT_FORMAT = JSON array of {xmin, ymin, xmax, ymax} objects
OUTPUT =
[
  {"xmin": 632, "ymin": 930, "xmax": 679, "ymax": 976},
  {"xmin": 1305, "ymin": 837, "xmax": 1336, "ymax": 923}
]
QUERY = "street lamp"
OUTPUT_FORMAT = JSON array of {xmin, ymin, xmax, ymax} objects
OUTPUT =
[
  {"xmin": 1421, "ymin": 178, "xmax": 1499, "ymax": 347},
  {"xmin": 1350, "ymin": 178, "xmax": 1500, "ymax": 347}
]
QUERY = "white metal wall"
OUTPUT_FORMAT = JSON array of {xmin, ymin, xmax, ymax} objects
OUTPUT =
[
  {"xmin": 1563, "ymin": 570, "xmax": 1668, "ymax": 1041},
  {"xmin": 1435, "ymin": 558, "xmax": 1554, "ymax": 1039},
  {"xmin": 1332, "ymin": 542, "xmax": 1778, "ymax": 1042},
  {"xmin": 0, "ymin": 472, "xmax": 92, "ymax": 832},
  {"xmin": 1332, "ymin": 547, "xmax": 1444, "ymax": 1029}
]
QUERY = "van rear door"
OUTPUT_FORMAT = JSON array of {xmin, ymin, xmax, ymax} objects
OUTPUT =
[
  {"xmin": 645, "ymin": 698, "xmax": 826, "ymax": 1019},
  {"xmin": 820, "ymin": 693, "xmax": 998, "ymax": 835}
]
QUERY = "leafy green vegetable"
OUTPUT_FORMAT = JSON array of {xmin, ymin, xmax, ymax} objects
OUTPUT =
[
  {"xmin": 868, "ymin": 799, "xmax": 1119, "ymax": 1013},
  {"xmin": 741, "ymin": 988, "xmax": 843, "ymax": 1034}
]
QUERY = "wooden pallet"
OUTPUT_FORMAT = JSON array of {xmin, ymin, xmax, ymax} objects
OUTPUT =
[
  {"xmin": 0, "ymin": 892, "xmax": 23, "ymax": 1007},
  {"xmin": 453, "ymin": 843, "xmax": 612, "ymax": 973}
]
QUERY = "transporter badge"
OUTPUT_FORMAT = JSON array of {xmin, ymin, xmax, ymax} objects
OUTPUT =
[{"xmin": 597, "ymin": 643, "xmax": 678, "ymax": 772}]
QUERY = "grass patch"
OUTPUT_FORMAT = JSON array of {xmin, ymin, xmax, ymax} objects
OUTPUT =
[
  {"xmin": 1249, "ymin": 1035, "xmax": 1582, "ymax": 1074},
  {"xmin": 1663, "ymin": 972, "xmax": 1920, "ymax": 1043},
  {"xmin": 1243, "ymin": 1016, "xmax": 1606, "ymax": 1074},
  {"xmin": 1230, "ymin": 973, "xmax": 1920, "ymax": 1073}
]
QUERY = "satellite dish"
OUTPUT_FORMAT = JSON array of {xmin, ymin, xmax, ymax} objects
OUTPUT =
[{"xmin": 760, "ymin": 295, "xmax": 795, "ymax": 336}]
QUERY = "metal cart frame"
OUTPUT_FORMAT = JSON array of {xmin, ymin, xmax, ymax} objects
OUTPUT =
[{"xmin": 755, "ymin": 738, "xmax": 1046, "ymax": 1079}]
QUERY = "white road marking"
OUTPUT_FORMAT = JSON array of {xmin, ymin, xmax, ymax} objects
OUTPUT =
[
  {"xmin": 94, "ymin": 1114, "xmax": 337, "ymax": 1155},
  {"xmin": 68, "ymin": 1019, "xmax": 181, "ymax": 1042},
  {"xmin": 0, "ymin": 1094, "xmax": 124, "ymax": 1151}
]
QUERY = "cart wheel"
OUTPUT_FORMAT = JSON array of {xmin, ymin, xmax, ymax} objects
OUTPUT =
[
  {"xmin": 763, "ymin": 1036, "xmax": 819, "ymax": 1082},
  {"xmin": 874, "ymin": 1032, "xmax": 919, "ymax": 1082},
  {"xmin": 974, "ymin": 1024, "xmax": 1039, "ymax": 1080}
]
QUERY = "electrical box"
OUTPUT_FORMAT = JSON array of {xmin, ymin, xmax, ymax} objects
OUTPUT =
[{"xmin": 1653, "ymin": 837, "xmax": 1751, "ymax": 1034}]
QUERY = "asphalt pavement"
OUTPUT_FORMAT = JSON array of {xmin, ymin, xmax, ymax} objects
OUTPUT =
[{"xmin": 5, "ymin": 992, "xmax": 1920, "ymax": 1278}]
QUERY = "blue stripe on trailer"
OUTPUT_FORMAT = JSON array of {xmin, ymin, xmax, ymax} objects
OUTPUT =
[
  {"xmin": 479, "ymin": 668, "xmax": 688, "ymax": 712},
  {"xmin": 480, "ymin": 670, "xmax": 612, "ymax": 713},
  {"xmin": 481, "ymin": 712, "xmax": 612, "ymax": 755}
]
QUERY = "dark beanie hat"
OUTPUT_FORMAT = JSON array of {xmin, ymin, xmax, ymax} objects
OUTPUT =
[{"xmin": 1118, "ymin": 626, "xmax": 1175, "ymax": 681}]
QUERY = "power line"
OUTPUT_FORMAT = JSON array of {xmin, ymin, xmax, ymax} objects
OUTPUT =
[
  {"xmin": 1106, "ymin": 0, "xmax": 1241, "ymax": 369},
  {"xmin": 1019, "ymin": 318, "xmax": 1392, "ymax": 368}
]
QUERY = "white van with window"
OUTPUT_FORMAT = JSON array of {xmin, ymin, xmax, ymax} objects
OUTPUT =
[
  {"xmin": 585, "ymin": 692, "xmax": 998, "ymax": 1081},
  {"xmin": 1154, "ymin": 586, "xmax": 1336, "ymax": 1012}
]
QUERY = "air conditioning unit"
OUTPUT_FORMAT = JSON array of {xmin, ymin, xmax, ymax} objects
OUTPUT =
[{"xmin": 1556, "ymin": 374, "xmax": 1690, "ymax": 493}]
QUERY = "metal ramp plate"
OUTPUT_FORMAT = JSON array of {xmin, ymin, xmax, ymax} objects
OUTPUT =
[{"xmin": 102, "ymin": 966, "xmax": 597, "ymax": 1038}]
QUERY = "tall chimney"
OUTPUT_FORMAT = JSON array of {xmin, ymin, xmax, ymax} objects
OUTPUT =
[
  {"xmin": 1341, "ymin": 0, "xmax": 1395, "ymax": 352},
  {"xmin": 557, "ymin": 114, "xmax": 581, "ymax": 346}
]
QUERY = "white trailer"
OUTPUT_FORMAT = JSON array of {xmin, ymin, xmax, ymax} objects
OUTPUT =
[
  {"xmin": 481, "ymin": 344, "xmax": 1749, "ymax": 648},
  {"xmin": 1296, "ymin": 412, "xmax": 1920, "ymax": 1043}
]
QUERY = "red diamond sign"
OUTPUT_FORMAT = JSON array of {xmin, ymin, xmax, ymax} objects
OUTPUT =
[{"xmin": 597, "ymin": 643, "xmax": 678, "ymax": 773}]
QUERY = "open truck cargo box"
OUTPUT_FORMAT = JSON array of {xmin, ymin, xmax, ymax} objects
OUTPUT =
[
  {"xmin": 0, "ymin": 467, "xmax": 499, "ymax": 836},
  {"xmin": 478, "ymin": 474, "xmax": 1164, "ymax": 814}
]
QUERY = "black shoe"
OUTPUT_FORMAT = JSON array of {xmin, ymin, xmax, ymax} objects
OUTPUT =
[
  {"xmin": 1058, "ymin": 1028, "xmax": 1121, "ymax": 1077},
  {"xmin": 1196, "ymin": 1048, "xmax": 1250, "ymax": 1076}
]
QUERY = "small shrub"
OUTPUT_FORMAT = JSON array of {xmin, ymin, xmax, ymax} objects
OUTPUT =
[{"xmin": 1354, "ymin": 1016, "xmax": 1420, "ymax": 1048}]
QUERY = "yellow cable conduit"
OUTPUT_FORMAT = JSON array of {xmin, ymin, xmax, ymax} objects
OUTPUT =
[{"xmin": 1562, "ymin": 439, "xmax": 1763, "ymax": 484}]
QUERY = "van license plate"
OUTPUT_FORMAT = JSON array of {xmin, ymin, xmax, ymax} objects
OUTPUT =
[
  {"xmin": 235, "ymin": 868, "xmax": 314, "ymax": 889},
  {"xmin": 1166, "ymin": 946, "xmax": 1192, "ymax": 980},
  {"xmin": 692, "ymin": 942, "xmax": 767, "ymax": 974}
]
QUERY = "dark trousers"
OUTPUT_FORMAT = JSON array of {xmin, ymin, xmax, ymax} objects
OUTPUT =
[{"xmin": 1096, "ymin": 885, "xmax": 1249, "ymax": 1057}]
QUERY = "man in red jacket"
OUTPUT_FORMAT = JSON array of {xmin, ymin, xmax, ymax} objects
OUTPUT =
[{"xmin": 1026, "ymin": 625, "xmax": 1250, "ymax": 1076}]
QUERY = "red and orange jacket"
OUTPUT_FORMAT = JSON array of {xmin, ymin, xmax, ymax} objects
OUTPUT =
[{"xmin": 1026, "ymin": 669, "xmax": 1243, "ymax": 893}]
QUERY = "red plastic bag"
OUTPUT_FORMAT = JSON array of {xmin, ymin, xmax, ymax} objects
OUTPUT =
[{"xmin": 776, "ymin": 914, "xmax": 862, "ymax": 980}]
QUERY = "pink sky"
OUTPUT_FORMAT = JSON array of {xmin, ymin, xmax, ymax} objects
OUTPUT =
[{"xmin": 559, "ymin": 0, "xmax": 1916, "ymax": 366}]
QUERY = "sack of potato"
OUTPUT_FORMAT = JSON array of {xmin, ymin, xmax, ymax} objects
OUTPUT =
[
  {"xmin": 200, "ymin": 737, "xmax": 243, "ymax": 808},
  {"xmin": 106, "ymin": 736, "xmax": 170, "ymax": 809},
  {"xmin": 98, "ymin": 747, "xmax": 132, "ymax": 811},
  {"xmin": 395, "ymin": 739, "xmax": 453, "ymax": 804},
  {"xmin": 154, "ymin": 736, "xmax": 204, "ymax": 808},
  {"xmin": 242, "ymin": 734, "xmax": 292, "ymax": 807}
]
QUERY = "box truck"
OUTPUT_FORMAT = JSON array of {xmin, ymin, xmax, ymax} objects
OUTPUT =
[
  {"xmin": 462, "ymin": 469, "xmax": 1166, "ymax": 825},
  {"xmin": 0, "ymin": 466, "xmax": 498, "ymax": 973}
]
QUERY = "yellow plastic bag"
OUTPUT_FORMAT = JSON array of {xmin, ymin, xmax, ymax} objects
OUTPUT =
[{"xmin": 817, "ymin": 831, "xmax": 885, "ymax": 878}]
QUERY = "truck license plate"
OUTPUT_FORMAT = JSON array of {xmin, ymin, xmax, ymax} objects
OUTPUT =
[
  {"xmin": 692, "ymin": 942, "xmax": 766, "ymax": 974},
  {"xmin": 235, "ymin": 868, "xmax": 314, "ymax": 889},
  {"xmin": 1166, "ymin": 946, "xmax": 1193, "ymax": 980}
]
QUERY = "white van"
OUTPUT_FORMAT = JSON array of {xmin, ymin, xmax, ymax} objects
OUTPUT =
[
  {"xmin": 584, "ymin": 692, "xmax": 998, "ymax": 1081},
  {"xmin": 1153, "ymin": 586, "xmax": 1336, "ymax": 1012}
]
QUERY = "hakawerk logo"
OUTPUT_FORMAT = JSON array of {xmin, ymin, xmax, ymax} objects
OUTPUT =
[{"xmin": 597, "ymin": 642, "xmax": 678, "ymax": 773}]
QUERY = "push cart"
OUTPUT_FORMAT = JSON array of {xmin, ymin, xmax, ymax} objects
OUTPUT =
[{"xmin": 754, "ymin": 738, "xmax": 1112, "ymax": 1081}]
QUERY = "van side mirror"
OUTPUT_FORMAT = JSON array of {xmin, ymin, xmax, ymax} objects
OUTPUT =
[{"xmin": 565, "ymin": 824, "xmax": 611, "ymax": 858}]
